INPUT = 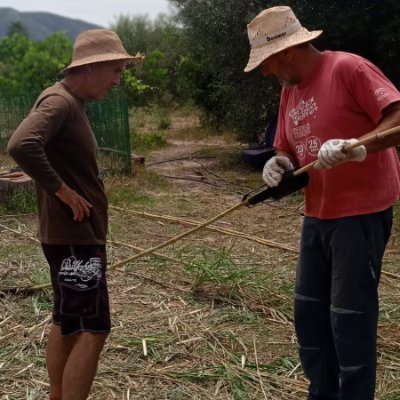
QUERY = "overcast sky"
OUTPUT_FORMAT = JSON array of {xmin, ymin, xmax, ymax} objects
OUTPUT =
[{"xmin": 0, "ymin": 0, "xmax": 174, "ymax": 27}]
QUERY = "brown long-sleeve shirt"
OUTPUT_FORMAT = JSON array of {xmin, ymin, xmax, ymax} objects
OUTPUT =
[{"xmin": 7, "ymin": 82, "xmax": 108, "ymax": 245}]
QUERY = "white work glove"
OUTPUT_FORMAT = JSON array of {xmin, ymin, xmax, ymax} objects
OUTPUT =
[
  {"xmin": 262, "ymin": 156, "xmax": 294, "ymax": 187},
  {"xmin": 316, "ymin": 138, "xmax": 366, "ymax": 169}
]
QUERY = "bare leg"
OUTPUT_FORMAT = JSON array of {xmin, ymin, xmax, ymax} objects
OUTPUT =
[
  {"xmin": 46, "ymin": 324, "xmax": 77, "ymax": 399},
  {"xmin": 46, "ymin": 325, "xmax": 108, "ymax": 400},
  {"xmin": 62, "ymin": 331, "xmax": 108, "ymax": 400}
]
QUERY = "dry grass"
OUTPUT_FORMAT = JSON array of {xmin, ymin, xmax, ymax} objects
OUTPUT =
[{"xmin": 1, "ymin": 118, "xmax": 400, "ymax": 399}]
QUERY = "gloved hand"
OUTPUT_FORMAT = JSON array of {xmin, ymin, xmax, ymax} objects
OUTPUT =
[
  {"xmin": 262, "ymin": 156, "xmax": 294, "ymax": 187},
  {"xmin": 316, "ymin": 138, "xmax": 366, "ymax": 169}
]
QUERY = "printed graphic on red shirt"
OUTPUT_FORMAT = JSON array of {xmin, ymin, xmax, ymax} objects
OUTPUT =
[
  {"xmin": 289, "ymin": 96, "xmax": 320, "ymax": 161},
  {"xmin": 294, "ymin": 141, "xmax": 305, "ymax": 160},
  {"xmin": 374, "ymin": 87, "xmax": 390, "ymax": 102},
  {"xmin": 294, "ymin": 136, "xmax": 321, "ymax": 161},
  {"xmin": 306, "ymin": 136, "xmax": 322, "ymax": 157},
  {"xmin": 293, "ymin": 122, "xmax": 311, "ymax": 139},
  {"xmin": 288, "ymin": 97, "xmax": 318, "ymax": 126}
]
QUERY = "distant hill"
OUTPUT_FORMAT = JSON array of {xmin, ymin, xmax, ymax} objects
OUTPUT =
[{"xmin": 0, "ymin": 7, "xmax": 102, "ymax": 41}]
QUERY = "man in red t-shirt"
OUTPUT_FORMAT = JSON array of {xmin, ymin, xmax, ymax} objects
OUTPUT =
[{"xmin": 244, "ymin": 6, "xmax": 400, "ymax": 400}]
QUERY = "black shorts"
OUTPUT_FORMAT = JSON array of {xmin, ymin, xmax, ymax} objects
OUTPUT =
[{"xmin": 42, "ymin": 244, "xmax": 111, "ymax": 336}]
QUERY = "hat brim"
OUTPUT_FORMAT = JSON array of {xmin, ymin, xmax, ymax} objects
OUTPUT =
[
  {"xmin": 60, "ymin": 53, "xmax": 144, "ymax": 74},
  {"xmin": 244, "ymin": 28, "xmax": 323, "ymax": 73}
]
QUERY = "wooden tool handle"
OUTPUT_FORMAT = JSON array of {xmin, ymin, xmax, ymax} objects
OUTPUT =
[{"xmin": 294, "ymin": 125, "xmax": 400, "ymax": 176}]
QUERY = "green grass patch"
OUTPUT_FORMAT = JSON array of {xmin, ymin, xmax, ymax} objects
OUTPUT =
[
  {"xmin": 169, "ymin": 126, "xmax": 216, "ymax": 141},
  {"xmin": 29, "ymin": 262, "xmax": 51, "ymax": 286},
  {"xmin": 131, "ymin": 131, "xmax": 168, "ymax": 154},
  {"xmin": 182, "ymin": 247, "xmax": 266, "ymax": 298},
  {"xmin": 384, "ymin": 393, "xmax": 400, "ymax": 400},
  {"xmin": 157, "ymin": 115, "xmax": 172, "ymax": 130},
  {"xmin": 192, "ymin": 146, "xmax": 247, "ymax": 170},
  {"xmin": 106, "ymin": 185, "xmax": 155, "ymax": 208},
  {"xmin": 379, "ymin": 301, "xmax": 400, "ymax": 322},
  {"xmin": 392, "ymin": 201, "xmax": 400, "ymax": 220},
  {"xmin": 125, "ymin": 334, "xmax": 171, "ymax": 363},
  {"xmin": 172, "ymin": 101, "xmax": 198, "ymax": 118},
  {"xmin": 219, "ymin": 310, "xmax": 262, "ymax": 325},
  {"xmin": 130, "ymin": 105, "xmax": 172, "ymax": 133},
  {"xmin": 0, "ymin": 242, "xmax": 39, "ymax": 259},
  {"xmin": 279, "ymin": 281, "xmax": 295, "ymax": 297},
  {"xmin": 0, "ymin": 190, "xmax": 37, "ymax": 215},
  {"xmin": 165, "ymin": 365, "xmax": 257, "ymax": 400},
  {"xmin": 31, "ymin": 293, "xmax": 52, "ymax": 316}
]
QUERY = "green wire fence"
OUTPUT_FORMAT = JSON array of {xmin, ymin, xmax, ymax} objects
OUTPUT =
[{"xmin": 0, "ymin": 87, "xmax": 132, "ymax": 175}]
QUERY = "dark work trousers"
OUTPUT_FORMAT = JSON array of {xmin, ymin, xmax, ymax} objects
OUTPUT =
[{"xmin": 294, "ymin": 208, "xmax": 392, "ymax": 400}]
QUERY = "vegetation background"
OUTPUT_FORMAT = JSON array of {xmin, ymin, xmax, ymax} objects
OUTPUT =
[
  {"xmin": 1, "ymin": 1, "xmax": 400, "ymax": 399},
  {"xmin": 2, "ymin": 0, "xmax": 400, "ymax": 142}
]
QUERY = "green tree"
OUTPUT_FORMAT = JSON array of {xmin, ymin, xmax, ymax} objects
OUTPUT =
[
  {"xmin": 0, "ymin": 33, "xmax": 72, "ymax": 96},
  {"xmin": 111, "ymin": 15, "xmax": 151, "ymax": 55},
  {"xmin": 142, "ymin": 50, "xmax": 168, "ymax": 89},
  {"xmin": 171, "ymin": 0, "xmax": 272, "ymax": 141},
  {"xmin": 111, "ymin": 13, "xmax": 186, "ymax": 105}
]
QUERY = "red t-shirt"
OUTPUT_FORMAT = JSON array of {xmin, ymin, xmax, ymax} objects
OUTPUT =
[{"xmin": 274, "ymin": 51, "xmax": 400, "ymax": 219}]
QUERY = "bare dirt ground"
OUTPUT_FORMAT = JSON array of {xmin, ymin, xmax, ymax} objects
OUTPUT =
[{"xmin": 1, "ymin": 117, "xmax": 400, "ymax": 399}]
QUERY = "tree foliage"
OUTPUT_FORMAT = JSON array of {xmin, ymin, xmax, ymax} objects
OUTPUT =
[
  {"xmin": 0, "ymin": 32, "xmax": 72, "ymax": 96},
  {"xmin": 111, "ymin": 14, "xmax": 186, "ymax": 106},
  {"xmin": 2, "ymin": 2, "xmax": 399, "ymax": 142},
  {"xmin": 170, "ymin": 0, "xmax": 400, "ymax": 141},
  {"xmin": 171, "ymin": 0, "xmax": 277, "ymax": 140}
]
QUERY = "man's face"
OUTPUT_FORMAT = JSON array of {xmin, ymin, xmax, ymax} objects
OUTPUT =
[
  {"xmin": 87, "ymin": 60, "xmax": 126, "ymax": 100},
  {"xmin": 260, "ymin": 52, "xmax": 299, "ymax": 88}
]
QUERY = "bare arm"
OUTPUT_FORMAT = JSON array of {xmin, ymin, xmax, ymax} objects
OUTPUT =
[{"xmin": 361, "ymin": 101, "xmax": 400, "ymax": 152}]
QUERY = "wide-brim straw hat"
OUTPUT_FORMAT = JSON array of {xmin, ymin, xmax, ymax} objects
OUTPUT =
[
  {"xmin": 61, "ymin": 29, "xmax": 144, "ymax": 74},
  {"xmin": 244, "ymin": 6, "xmax": 322, "ymax": 72}
]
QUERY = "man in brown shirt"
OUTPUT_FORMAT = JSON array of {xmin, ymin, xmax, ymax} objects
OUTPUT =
[{"xmin": 8, "ymin": 30, "xmax": 141, "ymax": 400}]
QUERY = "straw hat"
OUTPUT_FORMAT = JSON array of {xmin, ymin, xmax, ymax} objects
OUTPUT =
[
  {"xmin": 61, "ymin": 29, "xmax": 143, "ymax": 73},
  {"xmin": 244, "ymin": 6, "xmax": 322, "ymax": 72}
]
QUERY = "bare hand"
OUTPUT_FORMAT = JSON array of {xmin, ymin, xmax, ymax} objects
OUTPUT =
[{"xmin": 55, "ymin": 183, "xmax": 93, "ymax": 222}]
